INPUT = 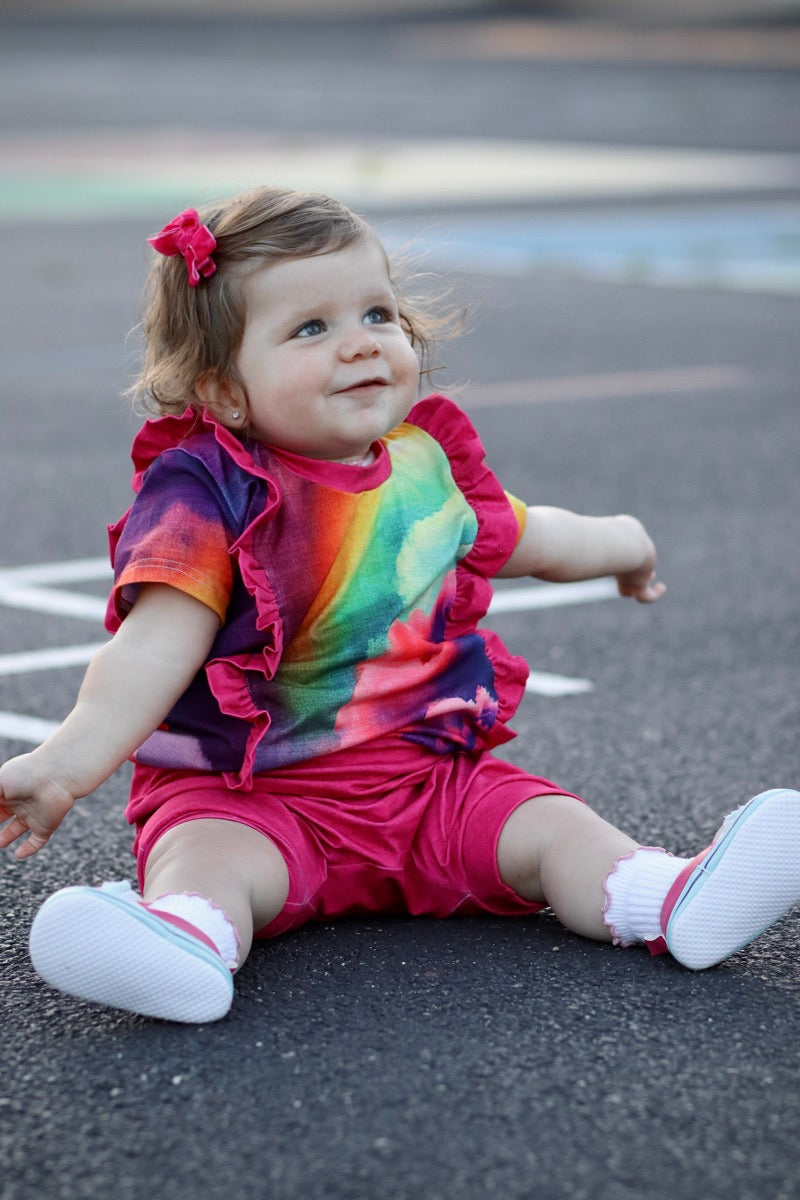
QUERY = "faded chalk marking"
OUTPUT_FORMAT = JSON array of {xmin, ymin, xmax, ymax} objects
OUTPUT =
[
  {"xmin": 465, "ymin": 366, "xmax": 750, "ymax": 409},
  {"xmin": 3, "ymin": 135, "xmax": 799, "ymax": 219}
]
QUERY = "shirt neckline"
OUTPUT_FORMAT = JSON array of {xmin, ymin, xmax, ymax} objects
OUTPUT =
[{"xmin": 253, "ymin": 438, "xmax": 392, "ymax": 492}]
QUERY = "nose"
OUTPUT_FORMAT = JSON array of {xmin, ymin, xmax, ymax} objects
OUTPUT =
[{"xmin": 338, "ymin": 326, "xmax": 381, "ymax": 361}]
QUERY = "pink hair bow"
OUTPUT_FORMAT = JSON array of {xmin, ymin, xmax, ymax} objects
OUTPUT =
[{"xmin": 148, "ymin": 208, "xmax": 217, "ymax": 286}]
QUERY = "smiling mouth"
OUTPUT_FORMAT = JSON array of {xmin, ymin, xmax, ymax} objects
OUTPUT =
[{"xmin": 336, "ymin": 377, "xmax": 388, "ymax": 393}]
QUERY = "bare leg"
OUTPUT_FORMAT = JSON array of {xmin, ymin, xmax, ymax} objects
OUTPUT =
[
  {"xmin": 497, "ymin": 794, "xmax": 639, "ymax": 941},
  {"xmin": 143, "ymin": 818, "xmax": 291, "ymax": 966}
]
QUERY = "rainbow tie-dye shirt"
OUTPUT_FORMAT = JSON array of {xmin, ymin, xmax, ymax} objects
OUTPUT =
[{"xmin": 107, "ymin": 396, "xmax": 530, "ymax": 787}]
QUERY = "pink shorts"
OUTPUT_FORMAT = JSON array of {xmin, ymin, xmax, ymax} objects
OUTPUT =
[{"xmin": 127, "ymin": 738, "xmax": 581, "ymax": 939}]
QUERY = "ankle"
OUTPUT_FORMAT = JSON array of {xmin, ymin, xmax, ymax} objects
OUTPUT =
[
  {"xmin": 144, "ymin": 892, "xmax": 240, "ymax": 970},
  {"xmin": 603, "ymin": 847, "xmax": 691, "ymax": 947}
]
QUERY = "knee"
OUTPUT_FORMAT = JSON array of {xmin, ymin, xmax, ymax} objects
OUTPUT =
[
  {"xmin": 144, "ymin": 818, "xmax": 291, "ymax": 931},
  {"xmin": 496, "ymin": 794, "xmax": 586, "ymax": 902}
]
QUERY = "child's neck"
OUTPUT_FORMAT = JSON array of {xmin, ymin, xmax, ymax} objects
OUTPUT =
[{"xmin": 336, "ymin": 448, "xmax": 375, "ymax": 468}]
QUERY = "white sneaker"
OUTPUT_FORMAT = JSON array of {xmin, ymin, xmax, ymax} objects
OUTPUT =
[
  {"xmin": 29, "ymin": 881, "xmax": 234, "ymax": 1022},
  {"xmin": 659, "ymin": 789, "xmax": 800, "ymax": 970}
]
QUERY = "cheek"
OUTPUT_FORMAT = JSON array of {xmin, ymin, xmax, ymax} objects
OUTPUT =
[
  {"xmin": 397, "ymin": 340, "xmax": 421, "ymax": 383},
  {"xmin": 248, "ymin": 349, "xmax": 314, "ymax": 401}
]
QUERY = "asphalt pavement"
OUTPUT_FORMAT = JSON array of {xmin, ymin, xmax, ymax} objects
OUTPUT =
[{"xmin": 0, "ymin": 7, "xmax": 799, "ymax": 1200}]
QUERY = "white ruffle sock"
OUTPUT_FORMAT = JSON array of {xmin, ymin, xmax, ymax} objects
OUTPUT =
[
  {"xmin": 603, "ymin": 847, "xmax": 692, "ymax": 947},
  {"xmin": 145, "ymin": 891, "xmax": 240, "ymax": 970}
]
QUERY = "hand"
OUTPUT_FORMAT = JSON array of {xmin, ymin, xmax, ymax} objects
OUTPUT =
[
  {"xmin": 617, "ymin": 566, "xmax": 666, "ymax": 603},
  {"xmin": 615, "ymin": 531, "xmax": 666, "ymax": 604},
  {"xmin": 0, "ymin": 753, "xmax": 76, "ymax": 859}
]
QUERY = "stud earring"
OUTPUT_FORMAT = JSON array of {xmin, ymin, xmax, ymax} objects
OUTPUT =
[{"xmin": 231, "ymin": 410, "xmax": 241, "ymax": 422}]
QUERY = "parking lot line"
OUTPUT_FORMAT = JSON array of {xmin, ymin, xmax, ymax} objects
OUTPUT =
[
  {"xmin": 0, "ymin": 643, "xmax": 107, "ymax": 677},
  {"xmin": 0, "ymin": 557, "xmax": 626, "ymax": 743},
  {"xmin": 0, "ymin": 711, "xmax": 60, "ymax": 743}
]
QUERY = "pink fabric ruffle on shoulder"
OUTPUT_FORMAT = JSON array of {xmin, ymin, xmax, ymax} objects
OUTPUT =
[{"xmin": 408, "ymin": 396, "xmax": 529, "ymax": 737}]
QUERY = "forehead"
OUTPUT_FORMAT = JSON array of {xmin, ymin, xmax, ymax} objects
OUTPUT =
[{"xmin": 242, "ymin": 236, "xmax": 393, "ymax": 314}]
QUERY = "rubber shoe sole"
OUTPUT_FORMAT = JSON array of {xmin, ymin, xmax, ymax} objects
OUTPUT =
[
  {"xmin": 663, "ymin": 789, "xmax": 800, "ymax": 970},
  {"xmin": 29, "ymin": 885, "xmax": 233, "ymax": 1022}
]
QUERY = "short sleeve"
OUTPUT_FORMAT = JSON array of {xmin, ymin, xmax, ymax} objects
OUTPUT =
[
  {"xmin": 107, "ymin": 450, "xmax": 234, "ymax": 629},
  {"xmin": 504, "ymin": 492, "xmax": 527, "ymax": 545}
]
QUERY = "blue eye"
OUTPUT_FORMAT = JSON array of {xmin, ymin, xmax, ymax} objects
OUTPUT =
[
  {"xmin": 295, "ymin": 318, "xmax": 325, "ymax": 338},
  {"xmin": 364, "ymin": 307, "xmax": 391, "ymax": 326}
]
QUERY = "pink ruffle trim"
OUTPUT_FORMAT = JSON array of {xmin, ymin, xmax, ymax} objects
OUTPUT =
[
  {"xmin": 110, "ymin": 406, "xmax": 285, "ymax": 789},
  {"xmin": 408, "ymin": 396, "xmax": 530, "ymax": 735}
]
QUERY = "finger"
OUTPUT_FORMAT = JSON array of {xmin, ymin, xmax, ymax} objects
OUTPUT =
[
  {"xmin": 636, "ymin": 581, "xmax": 666, "ymax": 604},
  {"xmin": 0, "ymin": 814, "xmax": 29, "ymax": 849},
  {"xmin": 15, "ymin": 831, "xmax": 49, "ymax": 859}
]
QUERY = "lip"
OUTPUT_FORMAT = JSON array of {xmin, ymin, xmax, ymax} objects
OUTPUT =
[{"xmin": 333, "ymin": 376, "xmax": 389, "ymax": 395}]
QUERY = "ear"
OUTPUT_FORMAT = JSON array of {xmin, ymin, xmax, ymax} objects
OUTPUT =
[{"xmin": 194, "ymin": 371, "xmax": 248, "ymax": 430}]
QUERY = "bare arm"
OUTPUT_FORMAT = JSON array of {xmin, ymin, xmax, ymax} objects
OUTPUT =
[
  {"xmin": 498, "ymin": 506, "xmax": 666, "ymax": 603},
  {"xmin": 0, "ymin": 584, "xmax": 220, "ymax": 858}
]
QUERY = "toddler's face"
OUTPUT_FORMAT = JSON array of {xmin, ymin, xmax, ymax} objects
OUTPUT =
[{"xmin": 228, "ymin": 236, "xmax": 420, "ymax": 463}]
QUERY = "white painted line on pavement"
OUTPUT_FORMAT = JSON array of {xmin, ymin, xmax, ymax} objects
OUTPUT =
[
  {"xmin": 525, "ymin": 671, "xmax": 594, "ymax": 697},
  {"xmin": 0, "ymin": 586, "xmax": 108, "ymax": 622},
  {"xmin": 0, "ymin": 711, "xmax": 60, "ymax": 744},
  {"xmin": 0, "ymin": 560, "xmax": 620, "ymax": 620},
  {"xmin": 0, "ymin": 559, "xmax": 620, "ymax": 745},
  {"xmin": 0, "ymin": 558, "xmax": 112, "ymax": 585},
  {"xmin": 0, "ymin": 557, "xmax": 111, "ymax": 622},
  {"xmin": 489, "ymin": 581, "xmax": 617, "ymax": 694},
  {"xmin": 0, "ymin": 643, "xmax": 106, "ymax": 677},
  {"xmin": 489, "ymin": 579, "xmax": 619, "ymax": 613}
]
